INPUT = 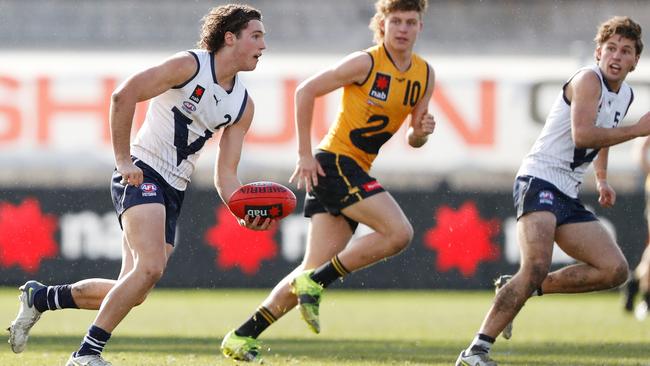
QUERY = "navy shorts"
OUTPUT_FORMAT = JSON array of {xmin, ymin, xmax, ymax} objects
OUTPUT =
[
  {"xmin": 304, "ymin": 150, "xmax": 385, "ymax": 231},
  {"xmin": 110, "ymin": 158, "xmax": 185, "ymax": 246},
  {"xmin": 513, "ymin": 175, "xmax": 597, "ymax": 226}
]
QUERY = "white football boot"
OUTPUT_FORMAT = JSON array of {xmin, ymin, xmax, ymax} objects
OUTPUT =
[
  {"xmin": 8, "ymin": 280, "xmax": 46, "ymax": 353},
  {"xmin": 494, "ymin": 275, "xmax": 513, "ymax": 339},
  {"xmin": 635, "ymin": 301, "xmax": 648, "ymax": 321},
  {"xmin": 455, "ymin": 350, "xmax": 498, "ymax": 366},
  {"xmin": 65, "ymin": 353, "xmax": 113, "ymax": 366}
]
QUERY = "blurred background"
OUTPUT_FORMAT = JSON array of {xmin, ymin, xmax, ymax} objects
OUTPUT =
[{"xmin": 0, "ymin": 0, "xmax": 649, "ymax": 289}]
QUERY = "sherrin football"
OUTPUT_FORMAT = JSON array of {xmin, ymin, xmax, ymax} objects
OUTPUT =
[{"xmin": 227, "ymin": 181, "xmax": 297, "ymax": 221}]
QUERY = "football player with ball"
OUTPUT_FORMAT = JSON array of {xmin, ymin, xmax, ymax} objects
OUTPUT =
[
  {"xmin": 221, "ymin": 0, "xmax": 436, "ymax": 362},
  {"xmin": 7, "ymin": 4, "xmax": 272, "ymax": 366}
]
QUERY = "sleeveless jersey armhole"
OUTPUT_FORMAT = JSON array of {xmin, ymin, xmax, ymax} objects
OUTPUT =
[
  {"xmin": 172, "ymin": 51, "xmax": 200, "ymax": 89},
  {"xmin": 422, "ymin": 61, "xmax": 431, "ymax": 97},
  {"xmin": 233, "ymin": 90, "xmax": 249, "ymax": 124},
  {"xmin": 562, "ymin": 68, "xmax": 601, "ymax": 106},
  {"xmin": 355, "ymin": 52, "xmax": 374, "ymax": 86},
  {"xmin": 623, "ymin": 88, "xmax": 634, "ymax": 118}
]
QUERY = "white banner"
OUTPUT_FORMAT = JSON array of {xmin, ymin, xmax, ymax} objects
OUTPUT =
[{"xmin": 0, "ymin": 52, "xmax": 648, "ymax": 186}]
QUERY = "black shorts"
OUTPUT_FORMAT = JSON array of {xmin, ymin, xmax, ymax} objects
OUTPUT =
[
  {"xmin": 110, "ymin": 157, "xmax": 185, "ymax": 246},
  {"xmin": 513, "ymin": 175, "xmax": 597, "ymax": 226},
  {"xmin": 304, "ymin": 150, "xmax": 385, "ymax": 231}
]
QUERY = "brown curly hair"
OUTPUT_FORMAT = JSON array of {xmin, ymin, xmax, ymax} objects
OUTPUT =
[
  {"xmin": 197, "ymin": 4, "xmax": 262, "ymax": 52},
  {"xmin": 369, "ymin": 0, "xmax": 428, "ymax": 44},
  {"xmin": 594, "ymin": 16, "xmax": 643, "ymax": 56}
]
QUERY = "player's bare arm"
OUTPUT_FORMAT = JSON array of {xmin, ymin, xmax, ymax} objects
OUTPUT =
[
  {"xmin": 639, "ymin": 136, "xmax": 650, "ymax": 174},
  {"xmin": 569, "ymin": 70, "xmax": 650, "ymax": 148},
  {"xmin": 110, "ymin": 52, "xmax": 198, "ymax": 187},
  {"xmin": 407, "ymin": 63, "xmax": 436, "ymax": 147},
  {"xmin": 290, "ymin": 51, "xmax": 373, "ymax": 192},
  {"xmin": 594, "ymin": 147, "xmax": 616, "ymax": 207},
  {"xmin": 215, "ymin": 98, "xmax": 271, "ymax": 230}
]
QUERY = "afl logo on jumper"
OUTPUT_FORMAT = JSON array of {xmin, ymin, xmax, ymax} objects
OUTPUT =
[
  {"xmin": 538, "ymin": 190, "xmax": 554, "ymax": 205},
  {"xmin": 189, "ymin": 85, "xmax": 206, "ymax": 103},
  {"xmin": 369, "ymin": 73, "xmax": 391, "ymax": 101},
  {"xmin": 140, "ymin": 183, "xmax": 158, "ymax": 197},
  {"xmin": 182, "ymin": 101, "xmax": 197, "ymax": 113}
]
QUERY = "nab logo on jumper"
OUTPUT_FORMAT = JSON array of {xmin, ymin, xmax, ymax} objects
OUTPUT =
[
  {"xmin": 189, "ymin": 85, "xmax": 206, "ymax": 103},
  {"xmin": 369, "ymin": 73, "xmax": 391, "ymax": 101},
  {"xmin": 140, "ymin": 183, "xmax": 158, "ymax": 197},
  {"xmin": 245, "ymin": 204, "xmax": 283, "ymax": 219}
]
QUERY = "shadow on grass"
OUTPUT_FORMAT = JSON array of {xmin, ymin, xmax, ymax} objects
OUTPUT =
[{"xmin": 21, "ymin": 336, "xmax": 650, "ymax": 365}]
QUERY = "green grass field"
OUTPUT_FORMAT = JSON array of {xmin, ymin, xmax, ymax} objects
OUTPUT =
[{"xmin": 0, "ymin": 288, "xmax": 648, "ymax": 365}]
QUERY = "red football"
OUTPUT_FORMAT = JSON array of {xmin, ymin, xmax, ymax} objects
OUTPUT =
[{"xmin": 227, "ymin": 181, "xmax": 297, "ymax": 221}]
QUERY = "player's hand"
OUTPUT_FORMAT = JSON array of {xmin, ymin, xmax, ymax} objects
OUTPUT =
[
  {"xmin": 116, "ymin": 160, "xmax": 143, "ymax": 187},
  {"xmin": 416, "ymin": 113, "xmax": 436, "ymax": 137},
  {"xmin": 239, "ymin": 215, "xmax": 274, "ymax": 231},
  {"xmin": 289, "ymin": 154, "xmax": 325, "ymax": 192},
  {"xmin": 597, "ymin": 181, "xmax": 616, "ymax": 208}
]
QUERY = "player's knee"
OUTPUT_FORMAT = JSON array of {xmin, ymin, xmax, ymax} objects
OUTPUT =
[
  {"xmin": 387, "ymin": 222, "xmax": 413, "ymax": 254},
  {"xmin": 607, "ymin": 260, "xmax": 629, "ymax": 288},
  {"xmin": 136, "ymin": 261, "xmax": 166, "ymax": 284},
  {"xmin": 521, "ymin": 261, "xmax": 549, "ymax": 286}
]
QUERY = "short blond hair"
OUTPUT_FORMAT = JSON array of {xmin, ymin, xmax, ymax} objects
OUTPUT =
[{"xmin": 369, "ymin": 0, "xmax": 428, "ymax": 44}]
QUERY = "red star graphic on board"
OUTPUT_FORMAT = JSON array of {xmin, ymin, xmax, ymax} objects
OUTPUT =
[
  {"xmin": 424, "ymin": 201, "xmax": 500, "ymax": 277},
  {"xmin": 0, "ymin": 198, "xmax": 58, "ymax": 273},
  {"xmin": 376, "ymin": 75, "xmax": 389, "ymax": 90},
  {"xmin": 204, "ymin": 206, "xmax": 278, "ymax": 275}
]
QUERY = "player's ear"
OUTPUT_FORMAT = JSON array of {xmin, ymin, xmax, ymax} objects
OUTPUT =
[
  {"xmin": 224, "ymin": 31, "xmax": 236, "ymax": 46},
  {"xmin": 594, "ymin": 46, "xmax": 602, "ymax": 62},
  {"xmin": 631, "ymin": 54, "xmax": 640, "ymax": 72}
]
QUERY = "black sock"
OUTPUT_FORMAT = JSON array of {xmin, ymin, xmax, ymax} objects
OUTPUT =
[
  {"xmin": 644, "ymin": 292, "xmax": 650, "ymax": 306},
  {"xmin": 467, "ymin": 333, "xmax": 495, "ymax": 354},
  {"xmin": 310, "ymin": 255, "xmax": 350, "ymax": 288},
  {"xmin": 75, "ymin": 325, "xmax": 111, "ymax": 357},
  {"xmin": 235, "ymin": 306, "xmax": 277, "ymax": 339},
  {"xmin": 33, "ymin": 285, "xmax": 78, "ymax": 313},
  {"xmin": 625, "ymin": 278, "xmax": 640, "ymax": 311}
]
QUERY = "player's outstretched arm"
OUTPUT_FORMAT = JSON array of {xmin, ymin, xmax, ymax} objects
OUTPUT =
[
  {"xmin": 110, "ymin": 52, "xmax": 198, "ymax": 186},
  {"xmin": 407, "ymin": 63, "xmax": 436, "ymax": 148},
  {"xmin": 290, "ymin": 52, "xmax": 372, "ymax": 191}
]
